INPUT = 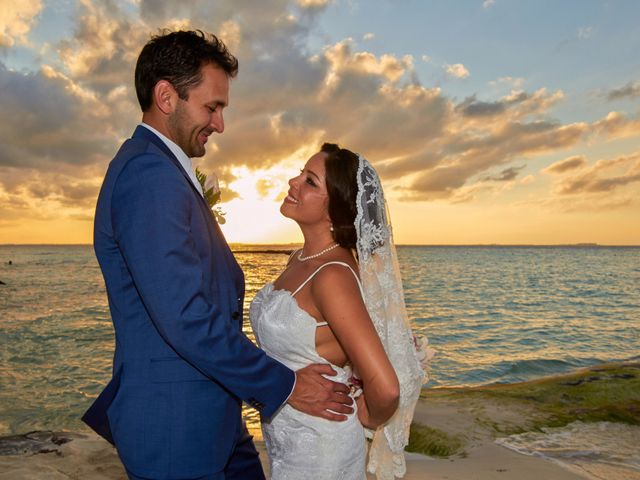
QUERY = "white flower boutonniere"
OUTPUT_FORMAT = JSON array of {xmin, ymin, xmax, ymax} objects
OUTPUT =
[{"xmin": 195, "ymin": 167, "xmax": 227, "ymax": 224}]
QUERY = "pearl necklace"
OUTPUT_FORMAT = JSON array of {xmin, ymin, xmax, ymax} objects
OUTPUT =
[{"xmin": 298, "ymin": 243, "xmax": 339, "ymax": 262}]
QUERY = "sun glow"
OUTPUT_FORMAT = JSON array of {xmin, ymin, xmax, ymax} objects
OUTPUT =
[
  {"xmin": 215, "ymin": 144, "xmax": 324, "ymax": 244},
  {"xmin": 218, "ymin": 164, "xmax": 301, "ymax": 244}
]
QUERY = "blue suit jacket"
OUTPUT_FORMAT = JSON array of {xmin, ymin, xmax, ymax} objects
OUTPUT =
[{"xmin": 83, "ymin": 126, "xmax": 295, "ymax": 479}]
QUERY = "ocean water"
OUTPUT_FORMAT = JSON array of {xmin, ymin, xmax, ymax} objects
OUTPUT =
[
  {"xmin": 399, "ymin": 245, "xmax": 640, "ymax": 387},
  {"xmin": 1, "ymin": 244, "xmax": 639, "ymax": 468},
  {"xmin": 496, "ymin": 421, "xmax": 640, "ymax": 480}
]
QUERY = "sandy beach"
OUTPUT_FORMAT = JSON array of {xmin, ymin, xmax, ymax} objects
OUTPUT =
[
  {"xmin": 0, "ymin": 412, "xmax": 585, "ymax": 480},
  {"xmin": 0, "ymin": 432, "xmax": 588, "ymax": 480},
  {"xmin": 3, "ymin": 361, "xmax": 638, "ymax": 479},
  {"xmin": 0, "ymin": 392, "xmax": 597, "ymax": 480}
]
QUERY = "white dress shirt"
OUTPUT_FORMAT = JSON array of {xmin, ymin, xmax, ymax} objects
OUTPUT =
[{"xmin": 139, "ymin": 123, "xmax": 204, "ymax": 197}]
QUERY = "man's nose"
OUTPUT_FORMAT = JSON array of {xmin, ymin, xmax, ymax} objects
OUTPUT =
[{"xmin": 211, "ymin": 111, "xmax": 224, "ymax": 134}]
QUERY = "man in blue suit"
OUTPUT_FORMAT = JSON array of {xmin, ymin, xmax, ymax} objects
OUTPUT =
[{"xmin": 83, "ymin": 30, "xmax": 353, "ymax": 480}]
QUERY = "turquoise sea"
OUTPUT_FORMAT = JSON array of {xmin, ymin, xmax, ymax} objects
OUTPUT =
[{"xmin": 0, "ymin": 244, "xmax": 638, "ymax": 439}]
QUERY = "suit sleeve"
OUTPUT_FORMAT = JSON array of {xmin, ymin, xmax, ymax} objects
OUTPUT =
[{"xmin": 111, "ymin": 153, "xmax": 294, "ymax": 418}]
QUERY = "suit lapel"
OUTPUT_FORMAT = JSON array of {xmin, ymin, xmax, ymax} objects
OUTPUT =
[
  {"xmin": 131, "ymin": 126, "xmax": 244, "ymax": 295},
  {"xmin": 132, "ymin": 126, "xmax": 212, "ymax": 213}
]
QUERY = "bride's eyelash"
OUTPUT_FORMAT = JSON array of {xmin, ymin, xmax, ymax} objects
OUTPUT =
[{"xmin": 300, "ymin": 168, "xmax": 317, "ymax": 187}]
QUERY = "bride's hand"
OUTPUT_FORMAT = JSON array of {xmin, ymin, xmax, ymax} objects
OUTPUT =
[{"xmin": 356, "ymin": 394, "xmax": 378, "ymax": 430}]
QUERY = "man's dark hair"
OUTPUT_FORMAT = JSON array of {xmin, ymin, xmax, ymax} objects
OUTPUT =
[
  {"xmin": 135, "ymin": 29, "xmax": 239, "ymax": 112},
  {"xmin": 322, "ymin": 143, "xmax": 360, "ymax": 249}
]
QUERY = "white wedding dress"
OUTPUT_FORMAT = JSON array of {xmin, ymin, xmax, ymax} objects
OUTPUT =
[{"xmin": 249, "ymin": 261, "xmax": 367, "ymax": 480}]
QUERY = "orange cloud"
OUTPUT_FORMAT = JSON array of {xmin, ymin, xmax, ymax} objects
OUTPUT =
[
  {"xmin": 543, "ymin": 155, "xmax": 587, "ymax": 174},
  {"xmin": 555, "ymin": 153, "xmax": 640, "ymax": 195},
  {"xmin": 0, "ymin": 0, "xmax": 42, "ymax": 48}
]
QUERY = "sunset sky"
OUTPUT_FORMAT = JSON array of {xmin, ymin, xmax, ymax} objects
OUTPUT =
[{"xmin": 1, "ymin": 0, "xmax": 639, "ymax": 245}]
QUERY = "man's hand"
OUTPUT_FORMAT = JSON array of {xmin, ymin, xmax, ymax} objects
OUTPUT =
[{"xmin": 287, "ymin": 364, "xmax": 354, "ymax": 421}]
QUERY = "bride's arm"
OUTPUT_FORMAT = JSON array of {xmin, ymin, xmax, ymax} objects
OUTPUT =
[{"xmin": 312, "ymin": 266, "xmax": 399, "ymax": 427}]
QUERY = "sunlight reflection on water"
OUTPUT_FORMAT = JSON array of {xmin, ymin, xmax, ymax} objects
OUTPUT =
[{"xmin": 0, "ymin": 244, "xmax": 638, "ymax": 438}]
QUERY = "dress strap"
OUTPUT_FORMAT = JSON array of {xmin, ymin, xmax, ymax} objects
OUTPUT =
[
  {"xmin": 286, "ymin": 249, "xmax": 300, "ymax": 265},
  {"xmin": 291, "ymin": 261, "xmax": 364, "ymax": 298}
]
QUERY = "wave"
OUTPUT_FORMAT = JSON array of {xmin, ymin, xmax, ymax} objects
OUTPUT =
[{"xmin": 496, "ymin": 421, "xmax": 640, "ymax": 480}]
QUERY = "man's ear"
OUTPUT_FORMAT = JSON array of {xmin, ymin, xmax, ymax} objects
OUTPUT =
[{"xmin": 153, "ymin": 80, "xmax": 177, "ymax": 114}]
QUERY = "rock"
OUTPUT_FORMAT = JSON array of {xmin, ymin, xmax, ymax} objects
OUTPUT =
[{"xmin": 0, "ymin": 431, "xmax": 73, "ymax": 456}]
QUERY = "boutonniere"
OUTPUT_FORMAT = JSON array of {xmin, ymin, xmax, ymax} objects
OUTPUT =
[{"xmin": 195, "ymin": 167, "xmax": 227, "ymax": 224}]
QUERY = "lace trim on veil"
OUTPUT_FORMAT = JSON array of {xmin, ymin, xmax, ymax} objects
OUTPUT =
[{"xmin": 355, "ymin": 155, "xmax": 430, "ymax": 479}]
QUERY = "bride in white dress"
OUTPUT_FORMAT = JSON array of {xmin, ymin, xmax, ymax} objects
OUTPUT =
[{"xmin": 250, "ymin": 144, "xmax": 428, "ymax": 480}]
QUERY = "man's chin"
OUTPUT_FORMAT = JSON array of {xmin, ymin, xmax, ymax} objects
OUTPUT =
[{"xmin": 189, "ymin": 146, "xmax": 206, "ymax": 158}]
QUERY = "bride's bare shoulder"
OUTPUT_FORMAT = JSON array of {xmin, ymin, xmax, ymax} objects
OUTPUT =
[{"xmin": 310, "ymin": 259, "xmax": 362, "ymax": 304}]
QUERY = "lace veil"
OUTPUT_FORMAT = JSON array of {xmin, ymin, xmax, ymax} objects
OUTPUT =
[{"xmin": 354, "ymin": 155, "xmax": 429, "ymax": 479}]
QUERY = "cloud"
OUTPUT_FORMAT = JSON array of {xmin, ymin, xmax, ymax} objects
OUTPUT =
[
  {"xmin": 363, "ymin": 32, "xmax": 374, "ymax": 41},
  {"xmin": 489, "ymin": 76, "xmax": 525, "ymax": 89},
  {"xmin": 256, "ymin": 178, "xmax": 279, "ymax": 198},
  {"xmin": 483, "ymin": 0, "xmax": 496, "ymax": 8},
  {"xmin": 1, "ymin": 0, "xmax": 639, "ymax": 229},
  {"xmin": 213, "ymin": 35, "xmax": 440, "ymax": 170},
  {"xmin": 378, "ymin": 85, "xmax": 579, "ymax": 200},
  {"xmin": 593, "ymin": 111, "xmax": 640, "ymax": 140},
  {"xmin": 577, "ymin": 26, "xmax": 593, "ymax": 40},
  {"xmin": 323, "ymin": 39, "xmax": 413, "ymax": 84},
  {"xmin": 56, "ymin": 1, "xmax": 150, "ymax": 96},
  {"xmin": 543, "ymin": 155, "xmax": 587, "ymax": 174},
  {"xmin": 607, "ymin": 81, "xmax": 640, "ymax": 101},
  {"xmin": 517, "ymin": 152, "xmax": 640, "ymax": 213},
  {"xmin": 456, "ymin": 91, "xmax": 531, "ymax": 117},
  {"xmin": 0, "ymin": 166, "xmax": 102, "ymax": 226},
  {"xmin": 524, "ymin": 194, "xmax": 636, "ymax": 214},
  {"xmin": 0, "ymin": 0, "xmax": 43, "ymax": 48},
  {"xmin": 555, "ymin": 153, "xmax": 640, "ymax": 195},
  {"xmin": 445, "ymin": 63, "xmax": 470, "ymax": 79},
  {"xmin": 396, "ymin": 114, "xmax": 595, "ymax": 201},
  {"xmin": 481, "ymin": 165, "xmax": 526, "ymax": 182},
  {"xmin": 0, "ymin": 61, "xmax": 120, "ymax": 171},
  {"xmin": 297, "ymin": 0, "xmax": 331, "ymax": 8}
]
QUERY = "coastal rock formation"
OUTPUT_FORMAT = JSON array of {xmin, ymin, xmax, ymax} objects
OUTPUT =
[{"xmin": 0, "ymin": 431, "xmax": 73, "ymax": 456}]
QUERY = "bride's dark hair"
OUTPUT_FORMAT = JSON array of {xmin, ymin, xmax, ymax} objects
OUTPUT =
[{"xmin": 321, "ymin": 143, "xmax": 359, "ymax": 250}]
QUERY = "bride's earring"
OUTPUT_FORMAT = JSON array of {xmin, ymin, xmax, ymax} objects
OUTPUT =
[{"xmin": 330, "ymin": 225, "xmax": 334, "ymax": 232}]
